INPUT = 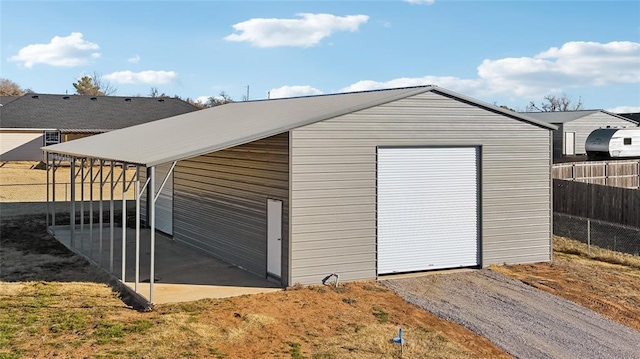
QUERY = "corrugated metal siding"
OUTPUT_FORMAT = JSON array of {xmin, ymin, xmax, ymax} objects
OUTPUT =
[
  {"xmin": 154, "ymin": 163, "xmax": 174, "ymax": 235},
  {"xmin": 563, "ymin": 113, "xmax": 639, "ymax": 155},
  {"xmin": 290, "ymin": 92, "xmax": 552, "ymax": 284},
  {"xmin": 0, "ymin": 131, "xmax": 44, "ymax": 161},
  {"xmin": 173, "ymin": 133, "xmax": 290, "ymax": 284}
]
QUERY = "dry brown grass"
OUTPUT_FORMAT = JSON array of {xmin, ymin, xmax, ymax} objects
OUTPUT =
[
  {"xmin": 553, "ymin": 235, "xmax": 640, "ymax": 269},
  {"xmin": 0, "ymin": 161, "xmax": 136, "ymax": 202},
  {"xmin": 0, "ymin": 281, "xmax": 511, "ymax": 359},
  {"xmin": 0, "ymin": 216, "xmax": 511, "ymax": 359}
]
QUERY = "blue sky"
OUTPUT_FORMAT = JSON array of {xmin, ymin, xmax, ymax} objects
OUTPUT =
[{"xmin": 2, "ymin": 0, "xmax": 639, "ymax": 112}]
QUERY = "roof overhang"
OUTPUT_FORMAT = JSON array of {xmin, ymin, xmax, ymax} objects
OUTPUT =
[{"xmin": 43, "ymin": 86, "xmax": 557, "ymax": 167}]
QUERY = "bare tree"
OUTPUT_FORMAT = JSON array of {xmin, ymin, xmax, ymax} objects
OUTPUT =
[
  {"xmin": 0, "ymin": 78, "xmax": 31, "ymax": 96},
  {"xmin": 73, "ymin": 72, "xmax": 117, "ymax": 96},
  {"xmin": 527, "ymin": 93, "xmax": 584, "ymax": 112},
  {"xmin": 206, "ymin": 91, "xmax": 234, "ymax": 107}
]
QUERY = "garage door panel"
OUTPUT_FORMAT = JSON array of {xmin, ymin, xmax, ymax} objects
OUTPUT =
[{"xmin": 377, "ymin": 147, "xmax": 479, "ymax": 274}]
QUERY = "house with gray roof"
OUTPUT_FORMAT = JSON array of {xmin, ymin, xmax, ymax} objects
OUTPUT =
[
  {"xmin": 0, "ymin": 94, "xmax": 199, "ymax": 161},
  {"xmin": 522, "ymin": 110, "xmax": 639, "ymax": 161},
  {"xmin": 619, "ymin": 112, "xmax": 640, "ymax": 123},
  {"xmin": 44, "ymin": 85, "xmax": 557, "ymax": 304}
]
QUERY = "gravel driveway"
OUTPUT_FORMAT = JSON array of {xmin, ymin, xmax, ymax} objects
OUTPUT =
[{"xmin": 383, "ymin": 270, "xmax": 640, "ymax": 359}]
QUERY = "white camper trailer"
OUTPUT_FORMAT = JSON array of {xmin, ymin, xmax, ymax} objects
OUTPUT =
[{"xmin": 586, "ymin": 128, "xmax": 640, "ymax": 160}]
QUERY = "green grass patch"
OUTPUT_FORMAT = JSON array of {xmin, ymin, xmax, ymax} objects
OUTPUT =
[
  {"xmin": 0, "ymin": 349, "xmax": 26, "ymax": 359},
  {"xmin": 312, "ymin": 353, "xmax": 335, "ymax": 359},
  {"xmin": 49, "ymin": 311, "xmax": 89, "ymax": 334},
  {"xmin": 94, "ymin": 323, "xmax": 125, "ymax": 345},
  {"xmin": 287, "ymin": 342, "xmax": 305, "ymax": 359},
  {"xmin": 208, "ymin": 348, "xmax": 228, "ymax": 359},
  {"xmin": 0, "ymin": 324, "xmax": 17, "ymax": 348},
  {"xmin": 372, "ymin": 307, "xmax": 389, "ymax": 323},
  {"xmin": 125, "ymin": 319, "xmax": 153, "ymax": 334},
  {"xmin": 341, "ymin": 298, "xmax": 357, "ymax": 306}
]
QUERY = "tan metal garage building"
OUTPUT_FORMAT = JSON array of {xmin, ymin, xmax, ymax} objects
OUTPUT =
[{"xmin": 44, "ymin": 86, "xmax": 556, "ymax": 303}]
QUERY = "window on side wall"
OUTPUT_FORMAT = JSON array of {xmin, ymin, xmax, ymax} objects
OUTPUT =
[
  {"xmin": 44, "ymin": 131, "xmax": 60, "ymax": 146},
  {"xmin": 623, "ymin": 138, "xmax": 632, "ymax": 146}
]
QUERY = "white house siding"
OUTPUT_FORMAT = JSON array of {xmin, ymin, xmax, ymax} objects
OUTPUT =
[
  {"xmin": 562, "ymin": 113, "xmax": 638, "ymax": 155},
  {"xmin": 172, "ymin": 133, "xmax": 290, "ymax": 284},
  {"xmin": 0, "ymin": 131, "xmax": 44, "ymax": 161},
  {"xmin": 289, "ymin": 91, "xmax": 552, "ymax": 285}
]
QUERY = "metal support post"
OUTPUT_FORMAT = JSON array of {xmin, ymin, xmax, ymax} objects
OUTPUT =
[
  {"xmin": 110, "ymin": 161, "xmax": 115, "ymax": 273},
  {"xmin": 80, "ymin": 158, "xmax": 85, "ymax": 249},
  {"xmin": 121, "ymin": 162, "xmax": 127, "ymax": 282},
  {"xmin": 70, "ymin": 159, "xmax": 76, "ymax": 247},
  {"xmin": 89, "ymin": 159, "xmax": 94, "ymax": 259},
  {"xmin": 99, "ymin": 160, "xmax": 104, "ymax": 266},
  {"xmin": 149, "ymin": 166, "xmax": 156, "ymax": 304}
]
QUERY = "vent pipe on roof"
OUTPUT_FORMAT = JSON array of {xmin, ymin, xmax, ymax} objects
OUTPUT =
[
  {"xmin": 90, "ymin": 97, "xmax": 97, "ymax": 101},
  {"xmin": 125, "ymin": 98, "xmax": 131, "ymax": 102},
  {"xmin": 63, "ymin": 96, "xmax": 70, "ymax": 100},
  {"xmin": 158, "ymin": 99, "xmax": 165, "ymax": 103},
  {"xmin": 32, "ymin": 95, "xmax": 39, "ymax": 99}
]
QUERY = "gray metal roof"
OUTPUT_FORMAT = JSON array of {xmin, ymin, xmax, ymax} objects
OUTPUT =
[
  {"xmin": 44, "ymin": 86, "xmax": 556, "ymax": 166},
  {"xmin": 0, "ymin": 93, "xmax": 199, "ymax": 130},
  {"xmin": 521, "ymin": 110, "xmax": 639, "ymax": 125}
]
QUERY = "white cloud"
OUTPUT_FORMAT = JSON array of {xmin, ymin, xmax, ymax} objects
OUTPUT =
[
  {"xmin": 127, "ymin": 55, "xmax": 140, "ymax": 64},
  {"xmin": 403, "ymin": 0, "xmax": 436, "ymax": 4},
  {"xmin": 8, "ymin": 32, "xmax": 100, "ymax": 68},
  {"xmin": 195, "ymin": 96, "xmax": 211, "ymax": 105},
  {"xmin": 340, "ymin": 76, "xmax": 485, "ymax": 96},
  {"xmin": 225, "ymin": 13, "xmax": 369, "ymax": 48},
  {"xmin": 104, "ymin": 70, "xmax": 178, "ymax": 84},
  {"xmin": 269, "ymin": 85, "xmax": 323, "ymax": 99},
  {"xmin": 607, "ymin": 106, "xmax": 640, "ymax": 113},
  {"xmin": 477, "ymin": 41, "xmax": 640, "ymax": 97},
  {"xmin": 341, "ymin": 41, "xmax": 640, "ymax": 100}
]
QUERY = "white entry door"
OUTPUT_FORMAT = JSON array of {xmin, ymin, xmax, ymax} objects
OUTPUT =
[
  {"xmin": 377, "ymin": 147, "xmax": 479, "ymax": 274},
  {"xmin": 267, "ymin": 199, "xmax": 282, "ymax": 278},
  {"xmin": 565, "ymin": 132, "xmax": 576, "ymax": 156}
]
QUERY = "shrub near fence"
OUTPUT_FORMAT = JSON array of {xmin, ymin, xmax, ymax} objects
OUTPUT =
[{"xmin": 553, "ymin": 179, "xmax": 640, "ymax": 228}]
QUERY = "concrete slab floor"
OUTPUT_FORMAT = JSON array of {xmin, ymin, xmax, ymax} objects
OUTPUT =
[{"xmin": 51, "ymin": 224, "xmax": 281, "ymax": 304}]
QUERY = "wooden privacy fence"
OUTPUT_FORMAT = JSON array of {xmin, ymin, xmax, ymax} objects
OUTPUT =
[
  {"xmin": 554, "ymin": 179, "xmax": 640, "ymax": 228},
  {"xmin": 552, "ymin": 159, "xmax": 640, "ymax": 189}
]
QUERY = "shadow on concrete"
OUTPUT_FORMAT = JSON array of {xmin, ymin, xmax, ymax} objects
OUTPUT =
[{"xmin": 1, "ymin": 204, "xmax": 281, "ymax": 305}]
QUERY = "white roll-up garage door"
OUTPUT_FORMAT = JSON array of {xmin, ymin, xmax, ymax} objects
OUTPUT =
[
  {"xmin": 154, "ymin": 163, "xmax": 174, "ymax": 235},
  {"xmin": 377, "ymin": 147, "xmax": 478, "ymax": 274}
]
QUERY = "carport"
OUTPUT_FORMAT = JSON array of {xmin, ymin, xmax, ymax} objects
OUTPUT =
[{"xmin": 43, "ymin": 154, "xmax": 279, "ymax": 305}]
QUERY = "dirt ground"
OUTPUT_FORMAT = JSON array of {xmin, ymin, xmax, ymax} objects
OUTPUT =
[
  {"xmin": 1, "ymin": 216, "xmax": 511, "ymax": 359},
  {"xmin": 2, "ymin": 161, "xmax": 639, "ymax": 357}
]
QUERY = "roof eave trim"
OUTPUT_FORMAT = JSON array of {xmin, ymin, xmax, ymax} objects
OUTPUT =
[
  {"xmin": 600, "ymin": 110, "xmax": 640, "ymax": 125},
  {"xmin": 431, "ymin": 87, "xmax": 558, "ymax": 130}
]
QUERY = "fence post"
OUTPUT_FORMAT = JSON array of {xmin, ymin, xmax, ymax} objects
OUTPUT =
[{"xmin": 587, "ymin": 219, "xmax": 591, "ymax": 255}]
